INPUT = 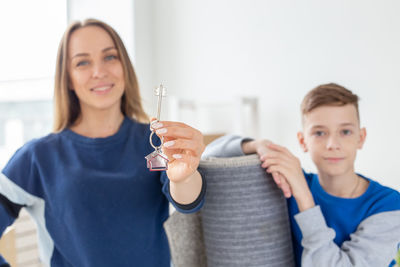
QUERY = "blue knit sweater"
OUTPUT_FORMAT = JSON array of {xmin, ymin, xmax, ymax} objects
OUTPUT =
[{"xmin": 0, "ymin": 117, "xmax": 205, "ymax": 266}]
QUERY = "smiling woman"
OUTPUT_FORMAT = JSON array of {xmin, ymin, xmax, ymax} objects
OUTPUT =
[{"xmin": 0, "ymin": 18, "xmax": 207, "ymax": 267}]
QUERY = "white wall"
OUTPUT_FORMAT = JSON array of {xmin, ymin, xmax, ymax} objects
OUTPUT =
[
  {"xmin": 0, "ymin": 0, "xmax": 67, "ymax": 101},
  {"xmin": 135, "ymin": 0, "xmax": 400, "ymax": 190},
  {"xmin": 68, "ymin": 0, "xmax": 135, "ymax": 64}
]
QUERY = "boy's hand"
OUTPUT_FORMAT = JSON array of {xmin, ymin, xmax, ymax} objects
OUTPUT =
[
  {"xmin": 261, "ymin": 143, "xmax": 315, "ymax": 211},
  {"xmin": 242, "ymin": 140, "xmax": 293, "ymax": 198}
]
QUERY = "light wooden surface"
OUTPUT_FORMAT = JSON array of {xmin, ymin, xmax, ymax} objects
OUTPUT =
[
  {"xmin": 0, "ymin": 209, "xmax": 43, "ymax": 267},
  {"xmin": 203, "ymin": 134, "xmax": 224, "ymax": 146},
  {"xmin": 0, "ymin": 227, "xmax": 17, "ymax": 266}
]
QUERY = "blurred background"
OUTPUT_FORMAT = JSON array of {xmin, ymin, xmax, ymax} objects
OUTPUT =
[{"xmin": 0, "ymin": 0, "xmax": 399, "ymax": 265}]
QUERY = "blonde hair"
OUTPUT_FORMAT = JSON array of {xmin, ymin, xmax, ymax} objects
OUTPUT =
[{"xmin": 53, "ymin": 18, "xmax": 148, "ymax": 132}]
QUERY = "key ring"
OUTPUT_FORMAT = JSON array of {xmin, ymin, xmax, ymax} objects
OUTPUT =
[{"xmin": 149, "ymin": 125, "xmax": 164, "ymax": 151}]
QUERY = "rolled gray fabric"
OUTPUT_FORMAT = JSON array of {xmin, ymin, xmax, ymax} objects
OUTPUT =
[
  {"xmin": 164, "ymin": 211, "xmax": 207, "ymax": 267},
  {"xmin": 164, "ymin": 155, "xmax": 294, "ymax": 267},
  {"xmin": 199, "ymin": 155, "xmax": 294, "ymax": 267}
]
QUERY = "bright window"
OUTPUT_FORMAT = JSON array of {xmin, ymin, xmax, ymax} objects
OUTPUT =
[{"xmin": 0, "ymin": 0, "xmax": 67, "ymax": 167}]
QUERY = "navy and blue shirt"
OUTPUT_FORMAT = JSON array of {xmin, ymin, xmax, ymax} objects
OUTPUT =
[{"xmin": 288, "ymin": 172, "xmax": 400, "ymax": 266}]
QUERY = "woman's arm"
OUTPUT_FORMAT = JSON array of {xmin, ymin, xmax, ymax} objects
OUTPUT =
[{"xmin": 153, "ymin": 121, "xmax": 205, "ymax": 205}]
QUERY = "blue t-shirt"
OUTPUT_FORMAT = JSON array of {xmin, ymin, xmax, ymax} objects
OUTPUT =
[
  {"xmin": 288, "ymin": 172, "xmax": 400, "ymax": 266},
  {"xmin": 0, "ymin": 117, "xmax": 205, "ymax": 266}
]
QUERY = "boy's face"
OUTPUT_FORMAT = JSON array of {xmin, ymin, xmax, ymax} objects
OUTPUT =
[{"xmin": 298, "ymin": 104, "xmax": 366, "ymax": 178}]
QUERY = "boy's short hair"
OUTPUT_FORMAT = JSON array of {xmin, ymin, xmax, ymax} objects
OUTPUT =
[{"xmin": 301, "ymin": 83, "xmax": 360, "ymax": 122}]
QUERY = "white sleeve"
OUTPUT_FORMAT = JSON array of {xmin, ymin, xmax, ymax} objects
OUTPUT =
[{"xmin": 295, "ymin": 206, "xmax": 400, "ymax": 267}]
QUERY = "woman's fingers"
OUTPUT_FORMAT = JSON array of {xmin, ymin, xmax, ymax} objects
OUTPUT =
[
  {"xmin": 153, "ymin": 121, "xmax": 201, "ymax": 139},
  {"xmin": 163, "ymin": 138, "xmax": 203, "ymax": 157},
  {"xmin": 151, "ymin": 120, "xmax": 205, "ymax": 157},
  {"xmin": 152, "ymin": 120, "xmax": 204, "ymax": 168},
  {"xmin": 169, "ymin": 153, "xmax": 198, "ymax": 173}
]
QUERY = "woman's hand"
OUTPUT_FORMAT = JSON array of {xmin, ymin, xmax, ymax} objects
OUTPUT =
[
  {"xmin": 152, "ymin": 120, "xmax": 205, "ymax": 182},
  {"xmin": 152, "ymin": 120, "xmax": 205, "ymax": 205}
]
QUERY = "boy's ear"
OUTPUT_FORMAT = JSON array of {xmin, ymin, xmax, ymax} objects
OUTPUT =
[
  {"xmin": 357, "ymin": 127, "xmax": 367, "ymax": 149},
  {"xmin": 297, "ymin": 131, "xmax": 308, "ymax": 152}
]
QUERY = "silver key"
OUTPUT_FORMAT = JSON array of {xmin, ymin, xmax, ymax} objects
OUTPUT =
[
  {"xmin": 154, "ymin": 84, "xmax": 167, "ymax": 122},
  {"xmin": 145, "ymin": 84, "xmax": 169, "ymax": 171}
]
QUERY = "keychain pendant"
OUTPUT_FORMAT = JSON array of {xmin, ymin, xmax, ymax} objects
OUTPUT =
[
  {"xmin": 145, "ymin": 149, "xmax": 169, "ymax": 171},
  {"xmin": 145, "ymin": 84, "xmax": 169, "ymax": 171}
]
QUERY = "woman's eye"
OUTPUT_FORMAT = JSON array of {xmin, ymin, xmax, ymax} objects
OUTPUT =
[
  {"xmin": 76, "ymin": 60, "xmax": 89, "ymax": 67},
  {"xmin": 105, "ymin": 55, "xmax": 117, "ymax": 61}
]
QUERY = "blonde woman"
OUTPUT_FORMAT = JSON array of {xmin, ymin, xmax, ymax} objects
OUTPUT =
[{"xmin": 0, "ymin": 19, "xmax": 205, "ymax": 267}]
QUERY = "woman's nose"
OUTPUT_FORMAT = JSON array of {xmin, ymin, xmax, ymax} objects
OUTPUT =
[{"xmin": 92, "ymin": 62, "xmax": 107, "ymax": 78}]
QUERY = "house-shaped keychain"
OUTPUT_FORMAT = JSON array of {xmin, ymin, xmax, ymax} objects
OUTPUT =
[{"xmin": 145, "ymin": 149, "xmax": 169, "ymax": 171}]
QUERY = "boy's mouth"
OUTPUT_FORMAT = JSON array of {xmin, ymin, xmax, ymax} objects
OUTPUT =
[{"xmin": 324, "ymin": 157, "xmax": 345, "ymax": 163}]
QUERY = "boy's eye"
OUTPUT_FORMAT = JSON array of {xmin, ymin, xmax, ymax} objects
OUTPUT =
[
  {"xmin": 341, "ymin": 129, "xmax": 352, "ymax": 136},
  {"xmin": 313, "ymin": 131, "xmax": 325, "ymax": 137}
]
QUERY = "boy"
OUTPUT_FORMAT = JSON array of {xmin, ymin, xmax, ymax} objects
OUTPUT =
[{"xmin": 204, "ymin": 83, "xmax": 400, "ymax": 266}]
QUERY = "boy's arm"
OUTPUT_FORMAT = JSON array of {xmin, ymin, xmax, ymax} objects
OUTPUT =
[
  {"xmin": 202, "ymin": 135, "xmax": 251, "ymax": 158},
  {"xmin": 296, "ymin": 207, "xmax": 400, "ymax": 266},
  {"xmin": 204, "ymin": 136, "xmax": 296, "ymax": 199},
  {"xmin": 203, "ymin": 135, "xmax": 278, "ymax": 158}
]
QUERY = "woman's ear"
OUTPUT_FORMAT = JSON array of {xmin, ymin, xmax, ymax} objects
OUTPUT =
[
  {"xmin": 358, "ymin": 127, "xmax": 367, "ymax": 149},
  {"xmin": 297, "ymin": 131, "xmax": 308, "ymax": 152}
]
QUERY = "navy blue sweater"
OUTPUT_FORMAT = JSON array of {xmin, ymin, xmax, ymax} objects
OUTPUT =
[{"xmin": 0, "ymin": 117, "xmax": 205, "ymax": 266}]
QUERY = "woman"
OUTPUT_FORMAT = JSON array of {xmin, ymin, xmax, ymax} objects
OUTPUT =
[{"xmin": 0, "ymin": 19, "xmax": 206, "ymax": 267}]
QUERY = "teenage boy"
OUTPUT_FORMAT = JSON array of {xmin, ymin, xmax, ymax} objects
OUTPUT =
[{"xmin": 204, "ymin": 83, "xmax": 400, "ymax": 266}]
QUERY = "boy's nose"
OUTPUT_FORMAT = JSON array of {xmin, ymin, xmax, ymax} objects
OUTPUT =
[{"xmin": 326, "ymin": 136, "xmax": 341, "ymax": 150}]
